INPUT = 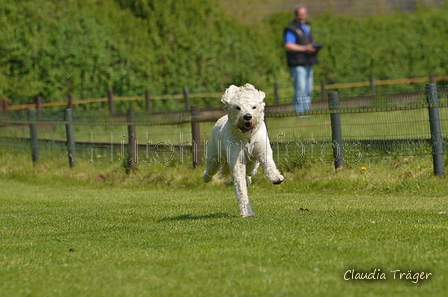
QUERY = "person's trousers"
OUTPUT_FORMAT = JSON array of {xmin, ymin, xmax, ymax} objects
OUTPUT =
[{"xmin": 290, "ymin": 65, "xmax": 314, "ymax": 113}]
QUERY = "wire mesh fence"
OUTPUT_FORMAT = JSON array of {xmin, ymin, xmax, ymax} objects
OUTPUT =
[{"xmin": 1, "ymin": 85, "xmax": 447, "ymax": 173}]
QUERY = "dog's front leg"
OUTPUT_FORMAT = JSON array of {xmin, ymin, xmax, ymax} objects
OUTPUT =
[
  {"xmin": 260, "ymin": 156, "xmax": 284, "ymax": 185},
  {"xmin": 228, "ymin": 156, "xmax": 255, "ymax": 217},
  {"xmin": 252, "ymin": 143, "xmax": 284, "ymax": 185}
]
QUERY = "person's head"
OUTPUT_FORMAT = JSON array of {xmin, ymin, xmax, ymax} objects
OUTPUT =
[{"xmin": 294, "ymin": 5, "xmax": 308, "ymax": 24}]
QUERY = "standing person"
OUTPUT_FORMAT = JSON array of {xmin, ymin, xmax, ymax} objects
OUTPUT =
[{"xmin": 284, "ymin": 5, "xmax": 318, "ymax": 114}]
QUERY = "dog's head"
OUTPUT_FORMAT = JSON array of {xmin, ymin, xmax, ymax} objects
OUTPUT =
[{"xmin": 221, "ymin": 83, "xmax": 266, "ymax": 135}]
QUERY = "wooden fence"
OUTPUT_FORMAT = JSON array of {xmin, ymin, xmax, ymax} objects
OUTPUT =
[
  {"xmin": 1, "ymin": 84, "xmax": 446, "ymax": 176},
  {"xmin": 2, "ymin": 73, "xmax": 448, "ymax": 114}
]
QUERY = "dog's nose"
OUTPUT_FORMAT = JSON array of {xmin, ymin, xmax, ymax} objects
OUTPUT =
[{"xmin": 243, "ymin": 114, "xmax": 252, "ymax": 121}]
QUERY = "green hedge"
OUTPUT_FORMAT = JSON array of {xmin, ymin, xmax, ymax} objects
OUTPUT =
[{"xmin": 0, "ymin": 0, "xmax": 447, "ymax": 107}]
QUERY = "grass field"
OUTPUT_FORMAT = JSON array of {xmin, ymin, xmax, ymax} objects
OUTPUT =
[{"xmin": 1, "ymin": 150, "xmax": 448, "ymax": 296}]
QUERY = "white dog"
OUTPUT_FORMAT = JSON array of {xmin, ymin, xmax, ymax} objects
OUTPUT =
[{"xmin": 203, "ymin": 83, "xmax": 284, "ymax": 217}]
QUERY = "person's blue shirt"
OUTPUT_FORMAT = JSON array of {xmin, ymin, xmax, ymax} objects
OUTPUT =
[
  {"xmin": 285, "ymin": 23, "xmax": 312, "ymax": 44},
  {"xmin": 284, "ymin": 30, "xmax": 296, "ymax": 44}
]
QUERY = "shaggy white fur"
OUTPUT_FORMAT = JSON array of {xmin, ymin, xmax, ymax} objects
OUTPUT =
[{"xmin": 202, "ymin": 83, "xmax": 284, "ymax": 217}]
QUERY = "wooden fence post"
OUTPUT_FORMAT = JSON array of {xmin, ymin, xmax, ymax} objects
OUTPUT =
[
  {"xmin": 65, "ymin": 108, "xmax": 77, "ymax": 168},
  {"xmin": 426, "ymin": 83, "xmax": 444, "ymax": 176},
  {"xmin": 108, "ymin": 90, "xmax": 114, "ymax": 115},
  {"xmin": 328, "ymin": 92, "xmax": 344, "ymax": 169},
  {"xmin": 29, "ymin": 108, "xmax": 39, "ymax": 165},
  {"xmin": 35, "ymin": 95, "xmax": 42, "ymax": 116},
  {"xmin": 183, "ymin": 87, "xmax": 190, "ymax": 111},
  {"xmin": 429, "ymin": 71, "xmax": 435, "ymax": 84},
  {"xmin": 68, "ymin": 93, "xmax": 74, "ymax": 110},
  {"xmin": 320, "ymin": 80, "xmax": 327, "ymax": 102},
  {"xmin": 145, "ymin": 89, "xmax": 151, "ymax": 112},
  {"xmin": 369, "ymin": 76, "xmax": 376, "ymax": 93},
  {"xmin": 126, "ymin": 109, "xmax": 136, "ymax": 173},
  {"xmin": 2, "ymin": 98, "xmax": 8, "ymax": 115},
  {"xmin": 190, "ymin": 105, "xmax": 201, "ymax": 168},
  {"xmin": 274, "ymin": 83, "xmax": 280, "ymax": 105}
]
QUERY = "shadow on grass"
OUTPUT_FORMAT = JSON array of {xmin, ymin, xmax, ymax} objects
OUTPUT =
[{"xmin": 159, "ymin": 212, "xmax": 237, "ymax": 221}]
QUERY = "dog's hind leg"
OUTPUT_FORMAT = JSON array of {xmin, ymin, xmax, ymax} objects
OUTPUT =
[
  {"xmin": 246, "ymin": 161, "xmax": 259, "ymax": 177},
  {"xmin": 203, "ymin": 139, "xmax": 221, "ymax": 183},
  {"xmin": 245, "ymin": 161, "xmax": 259, "ymax": 186},
  {"xmin": 203, "ymin": 162, "xmax": 220, "ymax": 183},
  {"xmin": 229, "ymin": 158, "xmax": 255, "ymax": 217}
]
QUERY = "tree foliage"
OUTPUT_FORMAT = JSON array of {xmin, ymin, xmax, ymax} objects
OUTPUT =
[
  {"xmin": 0, "ymin": 0, "xmax": 447, "ymax": 105},
  {"xmin": 0, "ymin": 0, "xmax": 277, "ymax": 104}
]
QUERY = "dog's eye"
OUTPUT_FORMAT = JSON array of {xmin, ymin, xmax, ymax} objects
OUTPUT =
[
  {"xmin": 252, "ymin": 106, "xmax": 256, "ymax": 109},
  {"xmin": 236, "ymin": 106, "xmax": 241, "ymax": 110}
]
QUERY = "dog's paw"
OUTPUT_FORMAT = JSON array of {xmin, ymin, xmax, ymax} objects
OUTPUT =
[
  {"xmin": 241, "ymin": 212, "xmax": 256, "ymax": 218},
  {"xmin": 202, "ymin": 172, "xmax": 213, "ymax": 183},
  {"xmin": 272, "ymin": 175, "xmax": 284, "ymax": 185},
  {"xmin": 240, "ymin": 206, "xmax": 256, "ymax": 217}
]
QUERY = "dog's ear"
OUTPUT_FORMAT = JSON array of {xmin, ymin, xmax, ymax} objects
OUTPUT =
[
  {"xmin": 221, "ymin": 96, "xmax": 230, "ymax": 106},
  {"xmin": 242, "ymin": 83, "xmax": 255, "ymax": 91},
  {"xmin": 258, "ymin": 90, "xmax": 266, "ymax": 103},
  {"xmin": 221, "ymin": 85, "xmax": 238, "ymax": 105}
]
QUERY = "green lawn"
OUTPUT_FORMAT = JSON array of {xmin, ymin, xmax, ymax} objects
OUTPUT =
[{"xmin": 1, "ymin": 172, "xmax": 447, "ymax": 296}]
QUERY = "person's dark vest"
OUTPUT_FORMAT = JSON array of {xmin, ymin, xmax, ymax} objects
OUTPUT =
[{"xmin": 284, "ymin": 20, "xmax": 318, "ymax": 67}]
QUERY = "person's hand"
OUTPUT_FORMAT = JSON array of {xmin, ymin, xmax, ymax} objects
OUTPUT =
[
  {"xmin": 304, "ymin": 43, "xmax": 316, "ymax": 54},
  {"xmin": 284, "ymin": 42, "xmax": 317, "ymax": 54}
]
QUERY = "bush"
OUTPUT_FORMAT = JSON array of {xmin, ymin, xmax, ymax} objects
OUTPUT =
[
  {"xmin": 0, "ymin": 0, "xmax": 447, "ymax": 107},
  {"xmin": 266, "ymin": 7, "xmax": 448, "ymax": 88}
]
